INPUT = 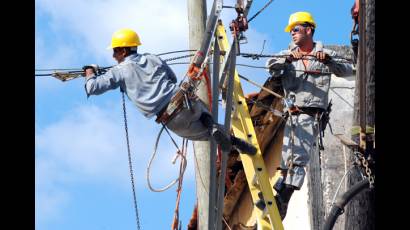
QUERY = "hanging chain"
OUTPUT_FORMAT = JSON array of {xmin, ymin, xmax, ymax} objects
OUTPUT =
[
  {"xmin": 359, "ymin": 153, "xmax": 375, "ymax": 188},
  {"xmin": 354, "ymin": 151, "xmax": 375, "ymax": 188},
  {"xmin": 121, "ymin": 91, "xmax": 142, "ymax": 230}
]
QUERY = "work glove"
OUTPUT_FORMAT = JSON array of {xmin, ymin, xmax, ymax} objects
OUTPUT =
[{"xmin": 83, "ymin": 64, "xmax": 99, "ymax": 77}]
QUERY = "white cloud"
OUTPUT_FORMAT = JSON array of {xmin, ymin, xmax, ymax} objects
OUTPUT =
[
  {"xmin": 35, "ymin": 0, "xmax": 192, "ymax": 92},
  {"xmin": 36, "ymin": 104, "xmax": 189, "ymax": 184},
  {"xmin": 35, "ymin": 157, "xmax": 70, "ymax": 223},
  {"xmin": 36, "ymin": 0, "xmax": 189, "ymax": 64},
  {"xmin": 35, "ymin": 0, "xmax": 275, "ymax": 90},
  {"xmin": 35, "ymin": 103, "xmax": 197, "ymax": 221}
]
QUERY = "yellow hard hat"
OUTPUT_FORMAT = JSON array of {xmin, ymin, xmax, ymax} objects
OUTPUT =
[
  {"xmin": 107, "ymin": 28, "xmax": 141, "ymax": 49},
  {"xmin": 284, "ymin": 12, "xmax": 316, "ymax": 32}
]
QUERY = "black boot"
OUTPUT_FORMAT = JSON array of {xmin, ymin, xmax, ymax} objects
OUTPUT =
[
  {"xmin": 199, "ymin": 113, "xmax": 257, "ymax": 155},
  {"xmin": 211, "ymin": 125, "xmax": 232, "ymax": 152},
  {"xmin": 212, "ymin": 128, "xmax": 257, "ymax": 155},
  {"xmin": 199, "ymin": 113, "xmax": 231, "ymax": 152},
  {"xmin": 230, "ymin": 136, "xmax": 257, "ymax": 155},
  {"xmin": 274, "ymin": 184, "xmax": 296, "ymax": 220}
]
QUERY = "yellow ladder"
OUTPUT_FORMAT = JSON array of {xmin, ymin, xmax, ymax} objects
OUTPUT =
[{"xmin": 215, "ymin": 21, "xmax": 284, "ymax": 230}]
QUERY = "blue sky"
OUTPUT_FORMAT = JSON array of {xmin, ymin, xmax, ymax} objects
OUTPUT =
[{"xmin": 35, "ymin": 0, "xmax": 354, "ymax": 229}]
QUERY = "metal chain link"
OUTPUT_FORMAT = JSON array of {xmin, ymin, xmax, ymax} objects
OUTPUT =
[
  {"xmin": 354, "ymin": 151, "xmax": 375, "ymax": 188},
  {"xmin": 163, "ymin": 54, "xmax": 195, "ymax": 62},
  {"xmin": 360, "ymin": 154, "xmax": 375, "ymax": 188},
  {"xmin": 121, "ymin": 91, "xmax": 142, "ymax": 230}
]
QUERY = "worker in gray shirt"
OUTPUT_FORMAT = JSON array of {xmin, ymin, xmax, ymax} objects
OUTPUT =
[
  {"xmin": 84, "ymin": 28, "xmax": 256, "ymax": 155},
  {"xmin": 266, "ymin": 12, "xmax": 353, "ymax": 219}
]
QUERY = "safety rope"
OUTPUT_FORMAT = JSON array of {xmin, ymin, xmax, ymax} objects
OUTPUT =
[
  {"xmin": 171, "ymin": 138, "xmax": 188, "ymax": 230},
  {"xmin": 203, "ymin": 68, "xmax": 213, "ymax": 111},
  {"xmin": 121, "ymin": 91, "xmax": 142, "ymax": 230},
  {"xmin": 146, "ymin": 125, "xmax": 187, "ymax": 192}
]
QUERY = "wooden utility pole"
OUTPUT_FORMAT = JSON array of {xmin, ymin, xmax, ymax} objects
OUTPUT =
[
  {"xmin": 346, "ymin": 0, "xmax": 375, "ymax": 229},
  {"xmin": 187, "ymin": 1, "xmax": 217, "ymax": 229}
]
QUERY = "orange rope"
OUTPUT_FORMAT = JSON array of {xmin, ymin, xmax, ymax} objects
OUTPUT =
[
  {"xmin": 203, "ymin": 69, "xmax": 213, "ymax": 111},
  {"xmin": 171, "ymin": 139, "xmax": 188, "ymax": 230}
]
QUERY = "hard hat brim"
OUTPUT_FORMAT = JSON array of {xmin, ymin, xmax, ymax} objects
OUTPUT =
[
  {"xmin": 285, "ymin": 22, "xmax": 300, "ymax": 32},
  {"xmin": 284, "ymin": 24, "xmax": 293, "ymax": 32},
  {"xmin": 284, "ymin": 21, "xmax": 316, "ymax": 32},
  {"xmin": 106, "ymin": 43, "xmax": 141, "ymax": 50}
]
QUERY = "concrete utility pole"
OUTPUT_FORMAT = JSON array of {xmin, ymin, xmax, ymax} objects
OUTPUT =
[
  {"xmin": 187, "ymin": 1, "xmax": 216, "ymax": 229},
  {"xmin": 346, "ymin": 0, "xmax": 375, "ymax": 229}
]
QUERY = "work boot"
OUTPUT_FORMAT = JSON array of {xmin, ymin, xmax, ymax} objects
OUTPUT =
[
  {"xmin": 211, "ymin": 126, "xmax": 232, "ymax": 152},
  {"xmin": 274, "ymin": 184, "xmax": 296, "ymax": 220},
  {"xmin": 230, "ymin": 136, "xmax": 257, "ymax": 155},
  {"xmin": 211, "ymin": 125, "xmax": 257, "ymax": 155},
  {"xmin": 199, "ymin": 113, "xmax": 232, "ymax": 152},
  {"xmin": 201, "ymin": 113, "xmax": 257, "ymax": 155}
]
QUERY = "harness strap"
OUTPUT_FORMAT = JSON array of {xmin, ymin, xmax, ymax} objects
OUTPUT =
[{"xmin": 155, "ymin": 82, "xmax": 194, "ymax": 124}]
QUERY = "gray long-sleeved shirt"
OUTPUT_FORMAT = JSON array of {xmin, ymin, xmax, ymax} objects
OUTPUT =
[
  {"xmin": 85, "ymin": 53, "xmax": 179, "ymax": 118},
  {"xmin": 266, "ymin": 41, "xmax": 353, "ymax": 109}
]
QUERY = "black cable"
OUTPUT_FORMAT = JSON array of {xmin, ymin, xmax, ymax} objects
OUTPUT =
[
  {"xmin": 167, "ymin": 62, "xmax": 191, "ymax": 66},
  {"xmin": 35, "ymin": 51, "xmax": 195, "ymax": 74},
  {"xmin": 35, "ymin": 68, "xmax": 83, "ymax": 71},
  {"xmin": 236, "ymin": 63, "xmax": 267, "ymax": 69},
  {"xmin": 35, "ymin": 53, "xmax": 350, "ymax": 77},
  {"xmin": 163, "ymin": 54, "xmax": 195, "ymax": 62},
  {"xmin": 240, "ymin": 53, "xmax": 353, "ymax": 63},
  {"xmin": 323, "ymin": 179, "xmax": 370, "ymax": 230},
  {"xmin": 156, "ymin": 49, "xmax": 196, "ymax": 56},
  {"xmin": 35, "ymin": 73, "xmax": 54, "ymax": 76},
  {"xmin": 248, "ymin": 0, "xmax": 276, "ymax": 23}
]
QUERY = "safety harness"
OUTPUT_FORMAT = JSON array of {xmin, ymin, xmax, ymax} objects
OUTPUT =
[{"xmin": 155, "ymin": 51, "xmax": 212, "ymax": 125}]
